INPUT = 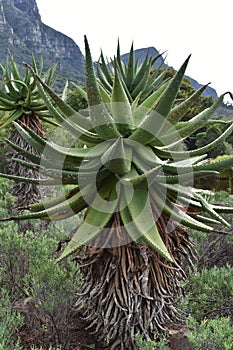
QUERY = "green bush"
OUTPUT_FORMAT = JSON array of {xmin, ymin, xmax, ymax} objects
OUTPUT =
[
  {"xmin": 187, "ymin": 316, "xmax": 233, "ymax": 350},
  {"xmin": 0, "ymin": 291, "xmax": 24, "ymax": 350},
  {"xmin": 0, "ymin": 223, "xmax": 81, "ymax": 348},
  {"xmin": 0, "ymin": 179, "xmax": 14, "ymax": 216},
  {"xmin": 176, "ymin": 191, "xmax": 233, "ymax": 350},
  {"xmin": 0, "ymin": 176, "xmax": 82, "ymax": 349},
  {"xmin": 182, "ymin": 265, "xmax": 233, "ymax": 322},
  {"xmin": 134, "ymin": 332, "xmax": 169, "ymax": 350}
]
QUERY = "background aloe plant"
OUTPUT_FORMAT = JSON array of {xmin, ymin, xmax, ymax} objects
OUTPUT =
[
  {"xmin": 0, "ymin": 55, "xmax": 56, "ymax": 212},
  {"xmin": 1, "ymin": 37, "xmax": 233, "ymax": 349}
]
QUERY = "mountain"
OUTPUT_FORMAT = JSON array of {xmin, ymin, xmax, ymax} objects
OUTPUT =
[
  {"xmin": 121, "ymin": 46, "xmax": 166, "ymax": 69},
  {"xmin": 0, "ymin": 0, "xmax": 85, "ymax": 87},
  {"xmin": 186, "ymin": 75, "xmax": 218, "ymax": 100},
  {"xmin": 121, "ymin": 47, "xmax": 218, "ymax": 100}
]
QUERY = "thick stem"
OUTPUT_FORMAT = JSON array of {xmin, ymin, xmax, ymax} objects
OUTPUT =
[{"xmin": 73, "ymin": 214, "xmax": 195, "ymax": 349}]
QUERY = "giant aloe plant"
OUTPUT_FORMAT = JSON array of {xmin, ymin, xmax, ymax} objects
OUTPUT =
[{"xmin": 1, "ymin": 37, "xmax": 233, "ymax": 348}]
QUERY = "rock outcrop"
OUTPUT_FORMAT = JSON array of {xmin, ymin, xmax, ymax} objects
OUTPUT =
[{"xmin": 0, "ymin": 0, "xmax": 85, "ymax": 87}]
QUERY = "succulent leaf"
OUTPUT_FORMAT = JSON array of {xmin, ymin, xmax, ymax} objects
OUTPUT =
[
  {"xmin": 111, "ymin": 67, "xmax": 134, "ymax": 131},
  {"xmin": 167, "ymin": 83, "xmax": 210, "ymax": 123},
  {"xmin": 155, "ymin": 55, "xmax": 191, "ymax": 117},
  {"xmin": 58, "ymin": 179, "xmax": 118, "ymax": 261},
  {"xmin": 122, "ymin": 180, "xmax": 173, "ymax": 261},
  {"xmin": 84, "ymin": 36, "xmax": 121, "ymax": 139}
]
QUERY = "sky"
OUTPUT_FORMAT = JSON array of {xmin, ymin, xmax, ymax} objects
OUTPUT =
[{"xmin": 36, "ymin": 0, "xmax": 233, "ymax": 104}]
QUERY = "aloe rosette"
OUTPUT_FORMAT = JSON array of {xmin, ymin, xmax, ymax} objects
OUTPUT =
[
  {"xmin": 1, "ymin": 39, "xmax": 233, "ymax": 256},
  {"xmin": 1, "ymin": 37, "xmax": 233, "ymax": 348},
  {"xmin": 0, "ymin": 55, "xmax": 56, "ymax": 128}
]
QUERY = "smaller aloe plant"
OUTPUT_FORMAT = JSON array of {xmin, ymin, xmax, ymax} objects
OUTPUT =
[
  {"xmin": 0, "ymin": 38, "xmax": 233, "ymax": 348},
  {"xmin": 0, "ymin": 55, "xmax": 56, "ymax": 210},
  {"xmin": 0, "ymin": 54, "xmax": 56, "ymax": 128}
]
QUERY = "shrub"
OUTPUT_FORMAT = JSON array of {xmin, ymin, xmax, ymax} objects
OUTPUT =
[
  {"xmin": 187, "ymin": 316, "xmax": 233, "ymax": 350},
  {"xmin": 182, "ymin": 265, "xmax": 233, "ymax": 323},
  {"xmin": 134, "ymin": 332, "xmax": 169, "ymax": 350},
  {"xmin": 0, "ymin": 177, "xmax": 85, "ymax": 348},
  {"xmin": 0, "ymin": 217, "xmax": 81, "ymax": 349},
  {"xmin": 0, "ymin": 291, "xmax": 24, "ymax": 350}
]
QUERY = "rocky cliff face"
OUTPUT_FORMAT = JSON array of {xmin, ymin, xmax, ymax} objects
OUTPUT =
[
  {"xmin": 0, "ymin": 0, "xmax": 85, "ymax": 87},
  {"xmin": 121, "ymin": 47, "xmax": 166, "ymax": 69}
]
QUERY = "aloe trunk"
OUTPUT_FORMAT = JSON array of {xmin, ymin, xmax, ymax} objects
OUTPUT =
[{"xmin": 7, "ymin": 114, "xmax": 43, "ymax": 208}]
